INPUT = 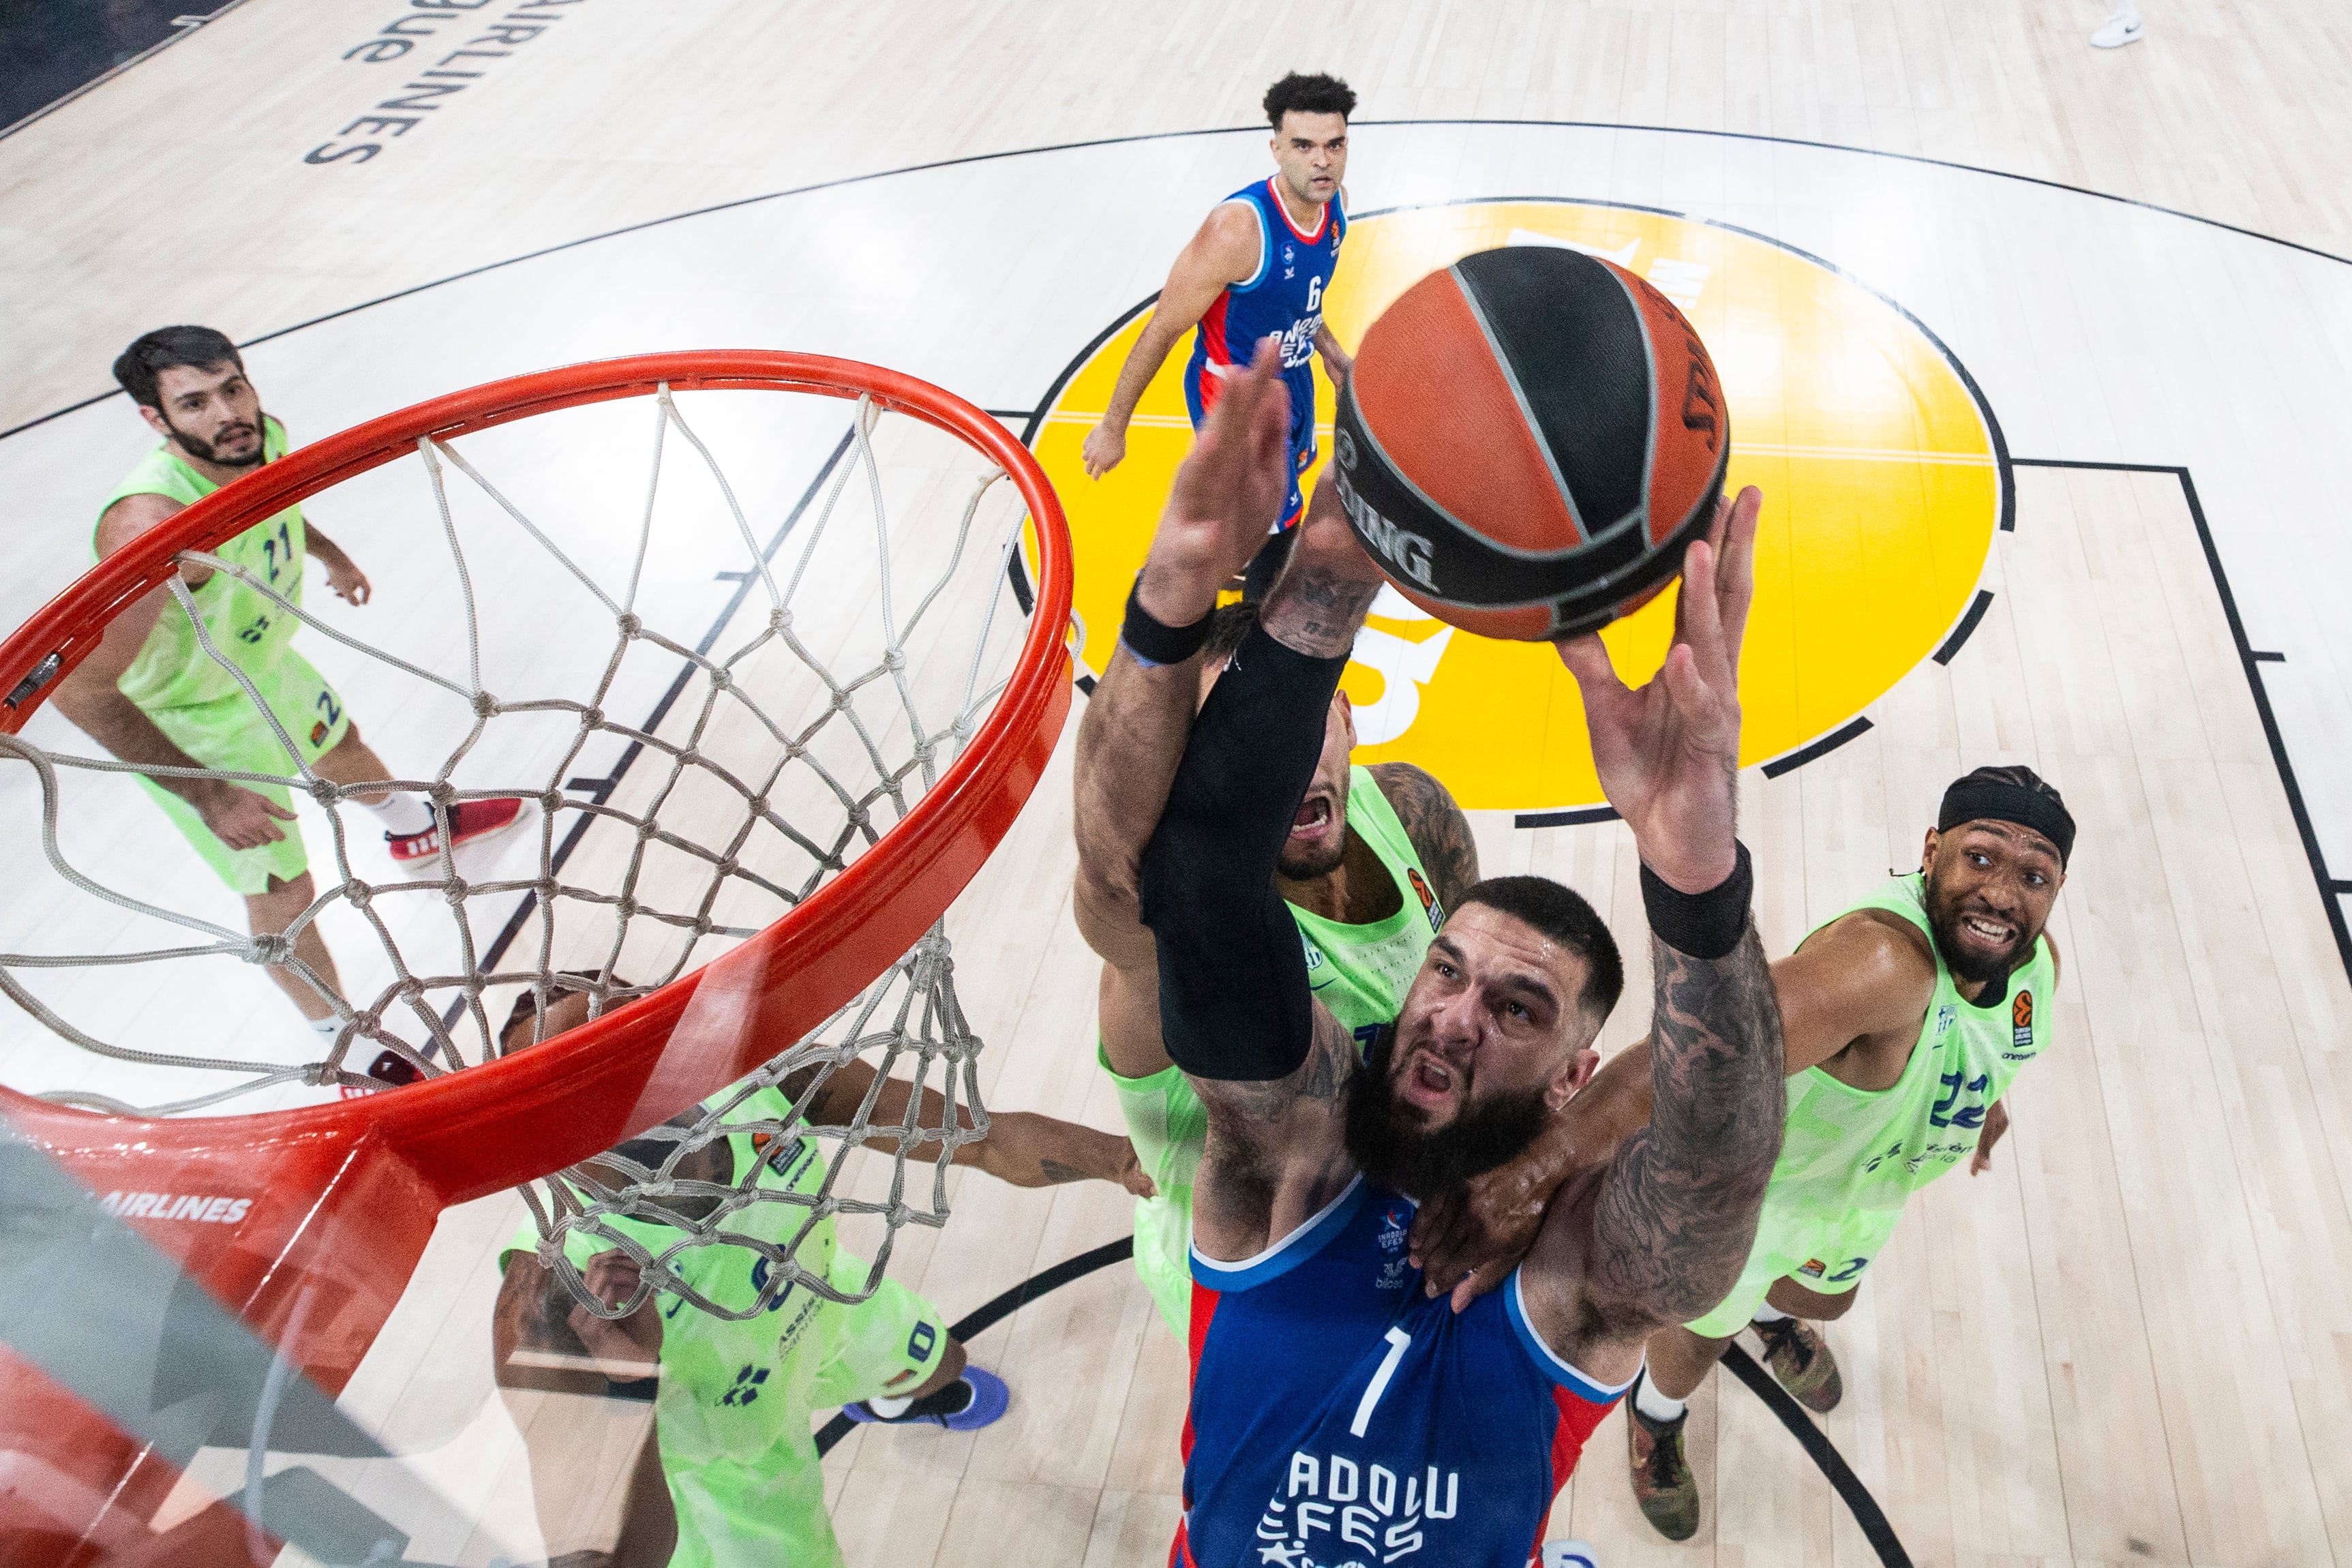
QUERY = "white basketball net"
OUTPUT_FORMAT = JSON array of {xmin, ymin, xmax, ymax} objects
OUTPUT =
[{"xmin": 0, "ymin": 380, "xmax": 1041, "ymax": 1314}]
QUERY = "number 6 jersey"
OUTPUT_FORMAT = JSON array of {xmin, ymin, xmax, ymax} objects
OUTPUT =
[{"xmin": 1177, "ymin": 1175, "xmax": 1631, "ymax": 1568}]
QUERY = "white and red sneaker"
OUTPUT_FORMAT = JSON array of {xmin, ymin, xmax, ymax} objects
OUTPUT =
[{"xmin": 387, "ymin": 796, "xmax": 526, "ymax": 862}]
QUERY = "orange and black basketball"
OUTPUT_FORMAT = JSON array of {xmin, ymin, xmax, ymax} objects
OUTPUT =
[{"xmin": 1331, "ymin": 245, "xmax": 1730, "ymax": 640}]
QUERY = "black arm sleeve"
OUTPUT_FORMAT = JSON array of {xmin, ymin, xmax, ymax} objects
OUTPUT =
[{"xmin": 1139, "ymin": 622, "xmax": 1351, "ymax": 1082}]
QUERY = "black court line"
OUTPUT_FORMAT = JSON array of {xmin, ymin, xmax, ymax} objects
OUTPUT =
[
  {"xmin": 1933, "ymin": 588, "xmax": 1996, "ymax": 665},
  {"xmin": 811, "ymin": 1235, "xmax": 1134, "ymax": 1458},
  {"xmin": 808, "ymin": 1237, "xmax": 1919, "ymax": 1568},
  {"xmin": 1761, "ymin": 716, "xmax": 1874, "ymax": 780},
  {"xmin": 1515, "ymin": 804, "xmax": 1620, "ymax": 830},
  {"xmin": 429, "ymin": 423, "xmax": 856, "ymax": 1034},
  {"xmin": 15, "ymin": 114, "xmax": 2346, "ymax": 445},
  {"xmin": 2010, "ymin": 457, "xmax": 2352, "ymax": 982},
  {"xmin": 1719, "ymin": 1342, "xmax": 1913, "ymax": 1567}
]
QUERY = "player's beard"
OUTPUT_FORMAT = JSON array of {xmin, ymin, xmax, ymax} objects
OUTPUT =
[
  {"xmin": 1921, "ymin": 871, "xmax": 2031, "ymax": 988},
  {"xmin": 1342, "ymin": 1028, "xmax": 1549, "ymax": 1200},
  {"xmin": 166, "ymin": 407, "xmax": 269, "ymax": 468}
]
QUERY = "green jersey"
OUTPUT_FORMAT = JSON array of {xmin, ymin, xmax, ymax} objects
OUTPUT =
[
  {"xmin": 1293, "ymin": 765, "xmax": 1447, "ymax": 1037},
  {"xmin": 1685, "ymin": 871, "xmax": 2057, "ymax": 1334},
  {"xmin": 96, "ymin": 417, "xmax": 307, "ymax": 713}
]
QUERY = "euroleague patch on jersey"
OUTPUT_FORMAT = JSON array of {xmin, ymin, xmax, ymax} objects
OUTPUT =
[
  {"xmin": 1798, "ymin": 1256, "xmax": 1828, "ymax": 1280},
  {"xmin": 1405, "ymin": 866, "xmax": 1442, "ymax": 929},
  {"xmin": 2011, "ymin": 990, "xmax": 2035, "ymax": 1049}
]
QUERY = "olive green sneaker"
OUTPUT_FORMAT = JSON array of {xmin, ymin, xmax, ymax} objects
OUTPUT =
[
  {"xmin": 1752, "ymin": 1314, "xmax": 1843, "ymax": 1413},
  {"xmin": 1626, "ymin": 1377, "xmax": 1700, "ymax": 1541}
]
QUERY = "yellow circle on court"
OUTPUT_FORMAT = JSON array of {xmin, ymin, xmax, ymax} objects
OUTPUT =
[{"xmin": 1032, "ymin": 200, "xmax": 2000, "ymax": 813}]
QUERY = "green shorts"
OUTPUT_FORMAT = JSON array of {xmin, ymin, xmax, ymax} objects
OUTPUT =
[
  {"xmin": 1103, "ymin": 1042, "xmax": 1207, "ymax": 1339},
  {"xmin": 133, "ymin": 650, "xmax": 350, "ymax": 895},
  {"xmin": 1683, "ymin": 1199, "xmax": 1904, "ymax": 1338},
  {"xmin": 665, "ymin": 1245, "xmax": 946, "ymax": 1568}
]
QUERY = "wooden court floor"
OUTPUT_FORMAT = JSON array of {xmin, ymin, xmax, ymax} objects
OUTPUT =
[{"xmin": 7, "ymin": 5, "xmax": 2352, "ymax": 1567}]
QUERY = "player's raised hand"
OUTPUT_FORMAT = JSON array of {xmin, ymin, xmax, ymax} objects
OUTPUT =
[
  {"xmin": 1555, "ymin": 485, "xmax": 1760, "ymax": 893},
  {"xmin": 1134, "ymin": 337, "xmax": 1293, "ymax": 629}
]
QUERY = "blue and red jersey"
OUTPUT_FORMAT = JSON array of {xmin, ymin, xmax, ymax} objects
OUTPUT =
[
  {"xmin": 1183, "ymin": 176, "xmax": 1346, "ymax": 528},
  {"xmin": 1175, "ymin": 1176, "xmax": 1631, "ymax": 1568}
]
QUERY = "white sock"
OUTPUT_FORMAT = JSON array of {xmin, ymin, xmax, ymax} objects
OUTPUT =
[
  {"xmin": 865, "ymin": 1393, "xmax": 914, "ymax": 1418},
  {"xmin": 365, "ymin": 794, "xmax": 436, "ymax": 836},
  {"xmin": 1634, "ymin": 1371, "xmax": 1687, "ymax": 1423},
  {"xmin": 1751, "ymin": 1302, "xmax": 1791, "ymax": 1325}
]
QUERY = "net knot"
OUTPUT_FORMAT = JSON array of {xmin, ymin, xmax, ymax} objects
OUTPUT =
[
  {"xmin": 309, "ymin": 776, "xmax": 342, "ymax": 805},
  {"xmin": 616, "ymin": 612, "xmax": 643, "ymax": 637},
  {"xmin": 442, "ymin": 877, "xmax": 469, "ymax": 905},
  {"xmin": 885, "ymin": 648, "xmax": 909, "ymax": 673},
  {"xmin": 614, "ymin": 895, "xmax": 637, "ymax": 918},
  {"xmin": 429, "ymin": 781, "xmax": 457, "ymax": 806},
  {"xmin": 541, "ymin": 787, "xmax": 565, "ymax": 812},
  {"xmin": 706, "ymin": 666, "xmax": 732, "ymax": 692},
  {"xmin": 745, "ymin": 795, "xmax": 768, "ymax": 819},
  {"xmin": 245, "ymin": 932, "xmax": 292, "ymax": 966},
  {"xmin": 472, "ymin": 690, "xmax": 499, "ymax": 719},
  {"xmin": 768, "ymin": 607, "xmax": 791, "ymax": 633},
  {"xmin": 582, "ymin": 706, "xmax": 606, "ymax": 732},
  {"xmin": 637, "ymin": 817, "xmax": 660, "ymax": 842},
  {"xmin": 344, "ymin": 878, "xmax": 373, "ymax": 909}
]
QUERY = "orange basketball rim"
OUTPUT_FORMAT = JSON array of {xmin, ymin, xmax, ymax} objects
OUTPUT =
[{"xmin": 0, "ymin": 352, "xmax": 1074, "ymax": 1556}]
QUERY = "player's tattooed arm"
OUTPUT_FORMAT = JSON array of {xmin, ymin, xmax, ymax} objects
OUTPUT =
[
  {"xmin": 1368, "ymin": 762, "xmax": 1480, "ymax": 909},
  {"xmin": 1258, "ymin": 484, "xmax": 1383, "ymax": 657},
  {"xmin": 1538, "ymin": 923, "xmax": 1785, "ymax": 1346},
  {"xmin": 1191, "ymin": 1003, "xmax": 1361, "ymax": 1258}
]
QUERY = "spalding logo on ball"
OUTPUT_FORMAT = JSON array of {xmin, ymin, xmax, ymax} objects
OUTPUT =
[{"xmin": 1332, "ymin": 245, "xmax": 1730, "ymax": 640}]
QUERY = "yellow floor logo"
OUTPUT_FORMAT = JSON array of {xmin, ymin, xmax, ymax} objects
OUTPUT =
[{"xmin": 1033, "ymin": 199, "xmax": 2001, "ymax": 812}]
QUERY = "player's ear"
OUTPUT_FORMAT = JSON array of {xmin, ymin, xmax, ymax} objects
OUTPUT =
[
  {"xmin": 136, "ymin": 402, "xmax": 172, "ymax": 439},
  {"xmin": 1333, "ymin": 687, "xmax": 1355, "ymax": 748},
  {"xmin": 1920, "ymin": 826, "xmax": 1940, "ymax": 874},
  {"xmin": 1550, "ymin": 1045, "xmax": 1600, "ymax": 1111}
]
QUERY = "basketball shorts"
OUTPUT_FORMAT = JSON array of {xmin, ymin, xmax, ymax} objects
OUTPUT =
[
  {"xmin": 1683, "ymin": 1198, "xmax": 1904, "ymax": 1339},
  {"xmin": 1102, "ymin": 1041, "xmax": 1207, "ymax": 1339},
  {"xmin": 663, "ymin": 1246, "xmax": 949, "ymax": 1568},
  {"xmin": 1184, "ymin": 361, "xmax": 1318, "ymax": 529},
  {"xmin": 133, "ymin": 650, "xmax": 351, "ymax": 895}
]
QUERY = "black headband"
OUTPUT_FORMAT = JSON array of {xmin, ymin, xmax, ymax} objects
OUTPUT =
[{"xmin": 1938, "ymin": 777, "xmax": 2075, "ymax": 866}]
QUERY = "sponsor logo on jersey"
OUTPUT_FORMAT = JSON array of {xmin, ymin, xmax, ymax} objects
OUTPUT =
[
  {"xmin": 101, "ymin": 1192, "xmax": 253, "ymax": 1224},
  {"xmin": 1933, "ymin": 1001, "xmax": 1957, "ymax": 1043},
  {"xmin": 2010, "ymin": 990, "xmax": 2034, "ymax": 1049},
  {"xmin": 1405, "ymin": 867, "xmax": 1442, "ymax": 931},
  {"xmin": 1254, "ymin": 1450, "xmax": 1460, "ymax": 1565},
  {"xmin": 1798, "ymin": 1256, "xmax": 1828, "ymax": 1279},
  {"xmin": 310, "ymin": 719, "xmax": 331, "ymax": 745},
  {"xmin": 1377, "ymin": 1207, "xmax": 1409, "ymax": 1253}
]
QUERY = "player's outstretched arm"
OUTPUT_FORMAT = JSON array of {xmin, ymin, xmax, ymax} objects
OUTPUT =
[
  {"xmin": 1138, "ymin": 470, "xmax": 1387, "ymax": 1257},
  {"xmin": 1082, "ymin": 203, "xmax": 1263, "ymax": 478},
  {"xmin": 796, "ymin": 1055, "xmax": 1151, "ymax": 1196},
  {"xmin": 1073, "ymin": 339, "xmax": 1297, "ymax": 1088},
  {"xmin": 1516, "ymin": 489, "xmax": 1790, "ymax": 1371}
]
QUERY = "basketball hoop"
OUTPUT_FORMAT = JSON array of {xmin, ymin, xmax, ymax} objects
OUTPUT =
[{"xmin": 0, "ymin": 352, "xmax": 1072, "ymax": 1554}]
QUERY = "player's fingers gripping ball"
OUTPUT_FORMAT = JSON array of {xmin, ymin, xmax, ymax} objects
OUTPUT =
[{"xmin": 1331, "ymin": 245, "xmax": 1731, "ymax": 639}]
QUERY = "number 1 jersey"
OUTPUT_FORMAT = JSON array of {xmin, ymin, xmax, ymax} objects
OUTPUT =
[{"xmin": 1177, "ymin": 1175, "xmax": 1631, "ymax": 1568}]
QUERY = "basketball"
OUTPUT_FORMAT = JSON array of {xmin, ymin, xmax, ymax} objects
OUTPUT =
[{"xmin": 1331, "ymin": 245, "xmax": 1731, "ymax": 640}]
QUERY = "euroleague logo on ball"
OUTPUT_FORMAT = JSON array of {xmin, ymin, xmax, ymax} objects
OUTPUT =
[{"xmin": 1034, "ymin": 199, "xmax": 2005, "ymax": 812}]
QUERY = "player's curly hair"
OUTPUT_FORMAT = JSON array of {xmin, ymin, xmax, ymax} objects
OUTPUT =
[
  {"xmin": 112, "ymin": 325, "xmax": 243, "ymax": 410},
  {"xmin": 1264, "ymin": 72, "xmax": 1356, "ymax": 127}
]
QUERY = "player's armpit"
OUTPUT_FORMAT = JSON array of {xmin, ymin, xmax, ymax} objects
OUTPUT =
[
  {"xmin": 1189, "ymin": 1004, "xmax": 1360, "ymax": 1257},
  {"xmin": 1368, "ymin": 761, "xmax": 1480, "ymax": 909},
  {"xmin": 1520, "ymin": 923, "xmax": 1786, "ymax": 1357}
]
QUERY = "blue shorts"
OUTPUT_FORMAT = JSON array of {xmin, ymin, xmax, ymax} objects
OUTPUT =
[{"xmin": 1183, "ymin": 361, "xmax": 1316, "ymax": 530}]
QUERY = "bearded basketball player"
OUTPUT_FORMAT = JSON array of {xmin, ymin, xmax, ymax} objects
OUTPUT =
[
  {"xmin": 492, "ymin": 980, "xmax": 1150, "ymax": 1568},
  {"xmin": 1075, "ymin": 594, "xmax": 1479, "ymax": 1338},
  {"xmin": 1410, "ymin": 768, "xmax": 2072, "ymax": 1540},
  {"xmin": 1081, "ymin": 72, "xmax": 1356, "ymax": 596},
  {"xmin": 1083, "ymin": 343, "xmax": 1787, "ymax": 1567},
  {"xmin": 52, "ymin": 327, "xmax": 522, "ymax": 1042}
]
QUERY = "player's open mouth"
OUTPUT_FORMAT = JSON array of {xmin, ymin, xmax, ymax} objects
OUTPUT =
[
  {"xmin": 1400, "ymin": 1051, "xmax": 1456, "ymax": 1109},
  {"xmin": 1958, "ymin": 911, "xmax": 2017, "ymax": 950},
  {"xmin": 1289, "ymin": 795, "xmax": 1333, "ymax": 840}
]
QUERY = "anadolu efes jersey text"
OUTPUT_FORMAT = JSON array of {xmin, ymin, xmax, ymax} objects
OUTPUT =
[{"xmin": 1177, "ymin": 1177, "xmax": 1631, "ymax": 1568}]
